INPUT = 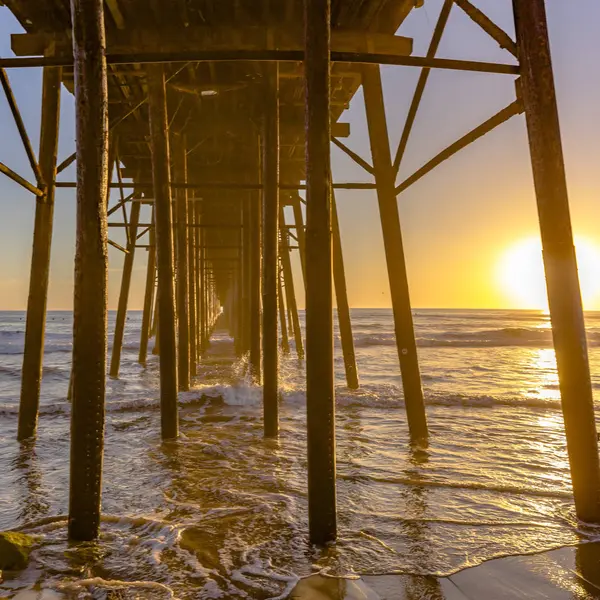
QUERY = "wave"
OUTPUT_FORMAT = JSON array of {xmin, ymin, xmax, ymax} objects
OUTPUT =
[
  {"xmin": 349, "ymin": 327, "xmax": 600, "ymax": 349},
  {"xmin": 0, "ymin": 383, "xmax": 570, "ymax": 421}
]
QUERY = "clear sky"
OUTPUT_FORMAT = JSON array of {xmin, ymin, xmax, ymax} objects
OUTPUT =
[{"xmin": 0, "ymin": 0, "xmax": 599, "ymax": 310}]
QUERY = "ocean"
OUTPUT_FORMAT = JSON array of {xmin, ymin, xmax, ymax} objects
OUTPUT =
[{"xmin": 1, "ymin": 308, "xmax": 599, "ymax": 598}]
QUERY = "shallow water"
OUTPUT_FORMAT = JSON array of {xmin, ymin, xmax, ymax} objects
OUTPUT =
[{"xmin": 1, "ymin": 309, "xmax": 600, "ymax": 598}]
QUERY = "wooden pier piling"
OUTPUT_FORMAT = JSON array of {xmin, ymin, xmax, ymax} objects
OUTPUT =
[
  {"xmin": 513, "ymin": 0, "xmax": 600, "ymax": 523},
  {"xmin": 18, "ymin": 63, "xmax": 61, "ymax": 440},
  {"xmin": 280, "ymin": 207, "xmax": 304, "ymax": 359},
  {"xmin": 249, "ymin": 189, "xmax": 262, "ymax": 382},
  {"xmin": 332, "ymin": 192, "xmax": 359, "ymax": 389},
  {"xmin": 68, "ymin": 0, "xmax": 109, "ymax": 542},
  {"xmin": 305, "ymin": 0, "xmax": 337, "ymax": 545},
  {"xmin": 173, "ymin": 135, "xmax": 190, "ymax": 391},
  {"xmin": 278, "ymin": 266, "xmax": 290, "ymax": 354},
  {"xmin": 109, "ymin": 199, "xmax": 141, "ymax": 378},
  {"xmin": 362, "ymin": 64, "xmax": 428, "ymax": 444},
  {"xmin": 262, "ymin": 64, "xmax": 280, "ymax": 438},
  {"xmin": 148, "ymin": 63, "xmax": 178, "ymax": 439},
  {"xmin": 188, "ymin": 199, "xmax": 197, "ymax": 376},
  {"xmin": 139, "ymin": 214, "xmax": 156, "ymax": 365}
]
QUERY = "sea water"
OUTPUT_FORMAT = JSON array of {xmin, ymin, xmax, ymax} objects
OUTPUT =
[{"xmin": 0, "ymin": 309, "xmax": 599, "ymax": 598}]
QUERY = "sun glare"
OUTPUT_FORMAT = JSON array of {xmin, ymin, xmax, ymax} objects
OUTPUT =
[{"xmin": 497, "ymin": 237, "xmax": 600, "ymax": 310}]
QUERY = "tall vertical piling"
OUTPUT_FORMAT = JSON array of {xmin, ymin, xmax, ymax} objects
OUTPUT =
[
  {"xmin": 109, "ymin": 199, "xmax": 141, "ymax": 377},
  {"xmin": 18, "ymin": 63, "xmax": 61, "ymax": 440},
  {"xmin": 249, "ymin": 189, "xmax": 262, "ymax": 382},
  {"xmin": 148, "ymin": 63, "xmax": 178, "ymax": 439},
  {"xmin": 513, "ymin": 0, "xmax": 600, "ymax": 523},
  {"xmin": 280, "ymin": 207, "xmax": 304, "ymax": 359},
  {"xmin": 173, "ymin": 135, "xmax": 190, "ymax": 391},
  {"xmin": 68, "ymin": 0, "xmax": 109, "ymax": 542},
  {"xmin": 305, "ymin": 0, "xmax": 337, "ymax": 545},
  {"xmin": 262, "ymin": 64, "xmax": 280, "ymax": 438},
  {"xmin": 242, "ymin": 196, "xmax": 252, "ymax": 356},
  {"xmin": 332, "ymin": 192, "xmax": 359, "ymax": 389},
  {"xmin": 291, "ymin": 194, "xmax": 307, "ymax": 284},
  {"xmin": 278, "ymin": 266, "xmax": 290, "ymax": 354},
  {"xmin": 139, "ymin": 212, "xmax": 156, "ymax": 365},
  {"xmin": 188, "ymin": 198, "xmax": 197, "ymax": 377},
  {"xmin": 362, "ymin": 65, "xmax": 428, "ymax": 444}
]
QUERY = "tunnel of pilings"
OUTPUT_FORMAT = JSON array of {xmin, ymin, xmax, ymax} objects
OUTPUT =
[{"xmin": 1, "ymin": 0, "xmax": 599, "ymax": 544}]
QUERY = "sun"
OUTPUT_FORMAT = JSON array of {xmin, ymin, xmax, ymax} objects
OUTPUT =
[{"xmin": 497, "ymin": 236, "xmax": 600, "ymax": 310}]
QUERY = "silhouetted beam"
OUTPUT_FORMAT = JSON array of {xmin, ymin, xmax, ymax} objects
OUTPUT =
[
  {"xmin": 0, "ymin": 53, "xmax": 519, "ymax": 75},
  {"xmin": 514, "ymin": 0, "xmax": 600, "ymax": 523},
  {"xmin": 148, "ymin": 63, "xmax": 178, "ymax": 439},
  {"xmin": 18, "ymin": 64, "xmax": 61, "ymax": 441},
  {"xmin": 332, "ymin": 192, "xmax": 359, "ymax": 390},
  {"xmin": 0, "ymin": 68, "xmax": 43, "ymax": 185},
  {"xmin": 305, "ymin": 0, "xmax": 337, "ymax": 546},
  {"xmin": 55, "ymin": 182, "xmax": 379, "ymax": 190},
  {"xmin": 139, "ymin": 212, "xmax": 155, "ymax": 366},
  {"xmin": 0, "ymin": 162, "xmax": 43, "ymax": 196},
  {"xmin": 68, "ymin": 0, "xmax": 109, "ymax": 543},
  {"xmin": 395, "ymin": 100, "xmax": 522, "ymax": 195},
  {"xmin": 173, "ymin": 134, "xmax": 190, "ymax": 391},
  {"xmin": 393, "ymin": 0, "xmax": 453, "ymax": 174},
  {"xmin": 332, "ymin": 137, "xmax": 373, "ymax": 175},
  {"xmin": 262, "ymin": 63, "xmax": 280, "ymax": 438},
  {"xmin": 107, "ymin": 239, "xmax": 128, "ymax": 253},
  {"xmin": 109, "ymin": 200, "xmax": 140, "ymax": 378},
  {"xmin": 291, "ymin": 194, "xmax": 306, "ymax": 284},
  {"xmin": 363, "ymin": 64, "xmax": 428, "ymax": 444},
  {"xmin": 454, "ymin": 0, "xmax": 518, "ymax": 57}
]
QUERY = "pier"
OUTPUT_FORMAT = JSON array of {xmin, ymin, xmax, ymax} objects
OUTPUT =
[{"xmin": 2, "ymin": 0, "xmax": 599, "ymax": 563}]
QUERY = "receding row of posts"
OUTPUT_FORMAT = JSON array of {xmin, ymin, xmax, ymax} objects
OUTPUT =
[{"xmin": 10, "ymin": 0, "xmax": 600, "ymax": 546}]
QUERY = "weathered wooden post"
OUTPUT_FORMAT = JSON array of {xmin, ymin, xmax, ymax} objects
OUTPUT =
[
  {"xmin": 249, "ymin": 189, "xmax": 262, "ymax": 381},
  {"xmin": 139, "ymin": 212, "xmax": 156, "ymax": 365},
  {"xmin": 109, "ymin": 199, "xmax": 141, "ymax": 377},
  {"xmin": 305, "ymin": 0, "xmax": 337, "ymax": 545},
  {"xmin": 332, "ymin": 192, "xmax": 359, "ymax": 389},
  {"xmin": 148, "ymin": 63, "xmax": 178, "ymax": 439},
  {"xmin": 262, "ymin": 64, "xmax": 280, "ymax": 437},
  {"xmin": 362, "ymin": 65, "xmax": 428, "ymax": 443},
  {"xmin": 188, "ymin": 198, "xmax": 197, "ymax": 376},
  {"xmin": 242, "ymin": 196, "xmax": 252, "ymax": 356},
  {"xmin": 291, "ymin": 194, "xmax": 307, "ymax": 283},
  {"xmin": 280, "ymin": 207, "xmax": 304, "ymax": 359},
  {"xmin": 513, "ymin": 0, "xmax": 600, "ymax": 523},
  {"xmin": 278, "ymin": 266, "xmax": 290, "ymax": 354},
  {"xmin": 68, "ymin": 0, "xmax": 109, "ymax": 542},
  {"xmin": 173, "ymin": 135, "xmax": 190, "ymax": 391},
  {"xmin": 18, "ymin": 62, "xmax": 62, "ymax": 440},
  {"xmin": 195, "ymin": 204, "xmax": 203, "ymax": 358}
]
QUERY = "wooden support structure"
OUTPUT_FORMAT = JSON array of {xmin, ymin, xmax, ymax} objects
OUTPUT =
[
  {"xmin": 305, "ymin": 0, "xmax": 337, "ymax": 545},
  {"xmin": 68, "ymin": 0, "xmax": 109, "ymax": 542},
  {"xmin": 188, "ymin": 195, "xmax": 197, "ymax": 377},
  {"xmin": 196, "ymin": 204, "xmax": 203, "ymax": 358},
  {"xmin": 278, "ymin": 265, "xmax": 290, "ymax": 354},
  {"xmin": 18, "ymin": 63, "xmax": 61, "ymax": 440},
  {"xmin": 280, "ymin": 207, "xmax": 304, "ymax": 360},
  {"xmin": 262, "ymin": 63, "xmax": 280, "ymax": 438},
  {"xmin": 513, "ymin": 0, "xmax": 600, "ymax": 523},
  {"xmin": 173, "ymin": 134, "xmax": 190, "ymax": 391},
  {"xmin": 109, "ymin": 199, "xmax": 141, "ymax": 377},
  {"xmin": 332, "ymin": 192, "xmax": 359, "ymax": 389},
  {"xmin": 148, "ymin": 63, "xmax": 178, "ymax": 439},
  {"xmin": 362, "ymin": 64, "xmax": 428, "ymax": 444},
  {"xmin": 139, "ymin": 212, "xmax": 156, "ymax": 365},
  {"xmin": 242, "ymin": 196, "xmax": 252, "ymax": 357},
  {"xmin": 291, "ymin": 194, "xmax": 306, "ymax": 284},
  {"xmin": 249, "ymin": 189, "xmax": 262, "ymax": 382}
]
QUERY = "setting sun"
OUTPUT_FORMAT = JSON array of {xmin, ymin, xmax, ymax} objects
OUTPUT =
[{"xmin": 497, "ymin": 237, "xmax": 600, "ymax": 310}]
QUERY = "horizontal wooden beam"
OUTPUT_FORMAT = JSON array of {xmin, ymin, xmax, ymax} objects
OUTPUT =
[
  {"xmin": 56, "ymin": 181, "xmax": 378, "ymax": 191},
  {"xmin": 12, "ymin": 28, "xmax": 412, "ymax": 59}
]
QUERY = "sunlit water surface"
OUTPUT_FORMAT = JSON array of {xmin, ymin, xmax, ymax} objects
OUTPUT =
[{"xmin": 1, "ymin": 309, "xmax": 600, "ymax": 598}]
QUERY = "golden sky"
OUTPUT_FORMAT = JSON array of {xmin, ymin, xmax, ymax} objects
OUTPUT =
[{"xmin": 0, "ymin": 0, "xmax": 599, "ymax": 310}]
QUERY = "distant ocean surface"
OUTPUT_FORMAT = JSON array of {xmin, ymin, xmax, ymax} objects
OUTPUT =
[{"xmin": 1, "ymin": 309, "xmax": 600, "ymax": 598}]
